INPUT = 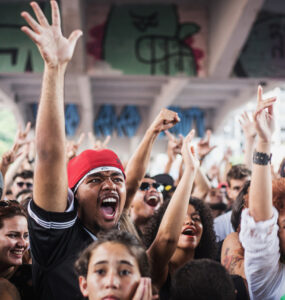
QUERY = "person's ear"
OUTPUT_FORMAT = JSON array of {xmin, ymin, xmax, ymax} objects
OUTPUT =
[{"xmin": 79, "ymin": 276, "xmax": 89, "ymax": 297}]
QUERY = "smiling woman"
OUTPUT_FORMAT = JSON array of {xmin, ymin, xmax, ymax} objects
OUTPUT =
[
  {"xmin": 75, "ymin": 230, "xmax": 152, "ymax": 300},
  {"xmin": 0, "ymin": 200, "xmax": 34, "ymax": 299}
]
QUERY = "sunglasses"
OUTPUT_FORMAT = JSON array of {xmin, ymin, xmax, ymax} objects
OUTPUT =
[
  {"xmin": 0, "ymin": 200, "xmax": 20, "ymax": 207},
  {"xmin": 16, "ymin": 182, "xmax": 33, "ymax": 189},
  {"xmin": 139, "ymin": 182, "xmax": 164, "ymax": 193}
]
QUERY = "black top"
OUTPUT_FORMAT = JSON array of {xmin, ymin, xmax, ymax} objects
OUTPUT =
[
  {"xmin": 28, "ymin": 200, "xmax": 94, "ymax": 300},
  {"xmin": 159, "ymin": 273, "xmax": 171, "ymax": 300},
  {"xmin": 10, "ymin": 264, "xmax": 36, "ymax": 300}
]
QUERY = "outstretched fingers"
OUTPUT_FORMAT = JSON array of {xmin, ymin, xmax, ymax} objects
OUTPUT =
[
  {"xmin": 255, "ymin": 97, "xmax": 276, "ymax": 116},
  {"xmin": 21, "ymin": 11, "xmax": 42, "ymax": 34},
  {"xmin": 21, "ymin": 26, "xmax": 39, "ymax": 44},
  {"xmin": 184, "ymin": 129, "xmax": 195, "ymax": 144},
  {"xmin": 102, "ymin": 135, "xmax": 111, "ymax": 148},
  {"xmin": 51, "ymin": 0, "xmax": 61, "ymax": 28},
  {"xmin": 30, "ymin": 1, "xmax": 49, "ymax": 27},
  {"xmin": 68, "ymin": 30, "xmax": 83, "ymax": 51}
]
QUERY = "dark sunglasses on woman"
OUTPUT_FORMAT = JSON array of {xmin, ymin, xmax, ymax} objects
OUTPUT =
[{"xmin": 139, "ymin": 182, "xmax": 164, "ymax": 193}]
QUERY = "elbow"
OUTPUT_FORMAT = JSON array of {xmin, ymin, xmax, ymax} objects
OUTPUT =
[
  {"xmin": 36, "ymin": 140, "xmax": 65, "ymax": 162},
  {"xmin": 157, "ymin": 232, "xmax": 178, "ymax": 249}
]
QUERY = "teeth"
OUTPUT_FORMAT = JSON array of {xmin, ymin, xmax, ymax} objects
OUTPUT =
[
  {"xmin": 148, "ymin": 196, "xmax": 157, "ymax": 201},
  {"xmin": 11, "ymin": 250, "xmax": 23, "ymax": 255},
  {"xmin": 102, "ymin": 198, "xmax": 117, "ymax": 204}
]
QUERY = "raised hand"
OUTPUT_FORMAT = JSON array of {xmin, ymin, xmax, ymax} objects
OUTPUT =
[
  {"xmin": 88, "ymin": 132, "xmax": 111, "ymax": 150},
  {"xmin": 197, "ymin": 129, "xmax": 216, "ymax": 161},
  {"xmin": 165, "ymin": 130, "xmax": 183, "ymax": 160},
  {"xmin": 181, "ymin": 129, "xmax": 200, "ymax": 171},
  {"xmin": 253, "ymin": 86, "xmax": 276, "ymax": 143},
  {"xmin": 239, "ymin": 111, "xmax": 256, "ymax": 140},
  {"xmin": 66, "ymin": 133, "xmax": 85, "ymax": 161},
  {"xmin": 149, "ymin": 108, "xmax": 180, "ymax": 134},
  {"xmin": 14, "ymin": 122, "xmax": 31, "ymax": 151},
  {"xmin": 133, "ymin": 278, "xmax": 152, "ymax": 300},
  {"xmin": 21, "ymin": 1, "xmax": 82, "ymax": 68}
]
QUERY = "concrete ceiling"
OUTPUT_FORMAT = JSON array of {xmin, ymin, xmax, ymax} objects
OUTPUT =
[{"xmin": 0, "ymin": 0, "xmax": 282, "ymax": 140}]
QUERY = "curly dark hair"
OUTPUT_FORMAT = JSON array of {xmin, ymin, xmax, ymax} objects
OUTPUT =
[
  {"xmin": 75, "ymin": 230, "xmax": 150, "ymax": 278},
  {"xmin": 143, "ymin": 197, "xmax": 217, "ymax": 260}
]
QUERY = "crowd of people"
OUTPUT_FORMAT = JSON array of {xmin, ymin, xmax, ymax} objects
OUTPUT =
[{"xmin": 0, "ymin": 1, "xmax": 285, "ymax": 299}]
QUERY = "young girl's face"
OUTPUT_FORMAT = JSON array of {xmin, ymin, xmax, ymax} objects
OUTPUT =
[
  {"xmin": 79, "ymin": 242, "xmax": 141, "ymax": 300},
  {"xmin": 0, "ymin": 216, "xmax": 29, "ymax": 269}
]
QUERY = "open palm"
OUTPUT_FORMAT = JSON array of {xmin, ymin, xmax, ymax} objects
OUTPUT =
[{"xmin": 21, "ymin": 1, "xmax": 82, "ymax": 67}]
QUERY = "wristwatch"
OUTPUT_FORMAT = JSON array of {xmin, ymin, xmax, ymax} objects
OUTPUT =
[{"xmin": 253, "ymin": 150, "xmax": 272, "ymax": 165}]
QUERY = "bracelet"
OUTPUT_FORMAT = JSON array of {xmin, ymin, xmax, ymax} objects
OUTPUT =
[{"xmin": 253, "ymin": 150, "xmax": 272, "ymax": 165}]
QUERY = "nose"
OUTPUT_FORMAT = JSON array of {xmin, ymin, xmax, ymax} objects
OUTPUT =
[
  {"xmin": 104, "ymin": 270, "xmax": 120, "ymax": 289},
  {"xmin": 101, "ymin": 177, "xmax": 116, "ymax": 190},
  {"xmin": 184, "ymin": 215, "xmax": 194, "ymax": 226},
  {"xmin": 16, "ymin": 236, "xmax": 28, "ymax": 248}
]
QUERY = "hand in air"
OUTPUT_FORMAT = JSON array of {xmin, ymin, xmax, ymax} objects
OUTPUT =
[
  {"xmin": 181, "ymin": 129, "xmax": 200, "ymax": 171},
  {"xmin": 150, "ymin": 108, "xmax": 180, "ymax": 134},
  {"xmin": 239, "ymin": 111, "xmax": 256, "ymax": 140},
  {"xmin": 66, "ymin": 133, "xmax": 85, "ymax": 161},
  {"xmin": 165, "ymin": 130, "xmax": 183, "ymax": 160},
  {"xmin": 196, "ymin": 129, "xmax": 216, "ymax": 161},
  {"xmin": 88, "ymin": 132, "xmax": 111, "ymax": 150},
  {"xmin": 253, "ymin": 86, "xmax": 276, "ymax": 143},
  {"xmin": 21, "ymin": 1, "xmax": 82, "ymax": 67}
]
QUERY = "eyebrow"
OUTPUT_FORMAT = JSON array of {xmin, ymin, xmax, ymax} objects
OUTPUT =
[
  {"xmin": 87, "ymin": 172, "xmax": 123, "ymax": 179},
  {"xmin": 93, "ymin": 260, "xmax": 134, "ymax": 267},
  {"xmin": 191, "ymin": 212, "xmax": 200, "ymax": 217}
]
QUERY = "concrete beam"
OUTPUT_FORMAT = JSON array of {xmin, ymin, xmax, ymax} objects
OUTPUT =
[
  {"xmin": 60, "ymin": 0, "xmax": 85, "ymax": 73},
  {"xmin": 213, "ymin": 80, "xmax": 281, "ymax": 132},
  {"xmin": 0, "ymin": 85, "xmax": 24, "ymax": 126},
  {"xmin": 76, "ymin": 75, "xmax": 94, "ymax": 137},
  {"xmin": 149, "ymin": 78, "xmax": 188, "ymax": 124},
  {"xmin": 208, "ymin": 0, "xmax": 265, "ymax": 78}
]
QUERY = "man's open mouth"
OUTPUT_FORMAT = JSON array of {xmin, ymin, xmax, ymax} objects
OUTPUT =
[{"xmin": 100, "ymin": 197, "xmax": 118, "ymax": 220}]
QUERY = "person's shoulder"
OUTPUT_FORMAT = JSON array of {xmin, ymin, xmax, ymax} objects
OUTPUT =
[
  {"xmin": 214, "ymin": 210, "xmax": 232, "ymax": 223},
  {"xmin": 223, "ymin": 232, "xmax": 241, "ymax": 248}
]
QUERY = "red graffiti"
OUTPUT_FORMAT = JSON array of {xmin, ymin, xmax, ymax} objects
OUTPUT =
[
  {"xmin": 184, "ymin": 36, "xmax": 204, "ymax": 72},
  {"xmin": 87, "ymin": 22, "xmax": 106, "ymax": 60}
]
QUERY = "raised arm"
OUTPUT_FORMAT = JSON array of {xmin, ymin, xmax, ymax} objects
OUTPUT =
[
  {"xmin": 249, "ymin": 86, "xmax": 276, "ymax": 221},
  {"xmin": 125, "ymin": 108, "xmax": 180, "ymax": 209},
  {"xmin": 21, "ymin": 1, "xmax": 82, "ymax": 211},
  {"xmin": 164, "ymin": 130, "xmax": 183, "ymax": 174},
  {"xmin": 147, "ymin": 129, "xmax": 199, "ymax": 288}
]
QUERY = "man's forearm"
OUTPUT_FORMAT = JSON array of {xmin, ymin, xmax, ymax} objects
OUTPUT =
[{"xmin": 36, "ymin": 66, "xmax": 66, "ymax": 159}]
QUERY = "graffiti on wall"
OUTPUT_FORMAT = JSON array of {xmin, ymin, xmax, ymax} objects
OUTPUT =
[
  {"xmin": 87, "ymin": 4, "xmax": 205, "ymax": 76},
  {"xmin": 32, "ymin": 103, "xmax": 80, "ymax": 137},
  {"xmin": 94, "ymin": 105, "xmax": 141, "ymax": 137},
  {"xmin": 235, "ymin": 11, "xmax": 285, "ymax": 77},
  {"xmin": 31, "ymin": 103, "xmax": 205, "ymax": 138},
  {"xmin": 160, "ymin": 106, "xmax": 205, "ymax": 138},
  {"xmin": 0, "ymin": 2, "xmax": 51, "ymax": 73}
]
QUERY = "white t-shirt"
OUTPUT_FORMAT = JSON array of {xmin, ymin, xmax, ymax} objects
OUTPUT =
[
  {"xmin": 214, "ymin": 210, "xmax": 234, "ymax": 242},
  {"xmin": 239, "ymin": 208, "xmax": 285, "ymax": 300}
]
